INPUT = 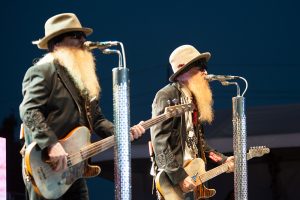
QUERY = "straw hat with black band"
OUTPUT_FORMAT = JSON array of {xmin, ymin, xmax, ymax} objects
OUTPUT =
[
  {"xmin": 32, "ymin": 13, "xmax": 93, "ymax": 49},
  {"xmin": 169, "ymin": 45, "xmax": 211, "ymax": 82}
]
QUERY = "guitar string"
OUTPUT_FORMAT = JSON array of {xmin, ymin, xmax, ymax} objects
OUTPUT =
[{"xmin": 199, "ymin": 164, "xmax": 228, "ymax": 183}]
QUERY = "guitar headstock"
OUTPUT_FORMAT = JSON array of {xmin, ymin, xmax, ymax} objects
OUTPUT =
[
  {"xmin": 164, "ymin": 103, "xmax": 194, "ymax": 119},
  {"xmin": 247, "ymin": 146, "xmax": 270, "ymax": 159}
]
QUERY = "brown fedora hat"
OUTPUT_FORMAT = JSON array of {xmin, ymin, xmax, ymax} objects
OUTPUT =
[
  {"xmin": 169, "ymin": 45, "xmax": 211, "ymax": 82},
  {"xmin": 32, "ymin": 13, "xmax": 93, "ymax": 49}
]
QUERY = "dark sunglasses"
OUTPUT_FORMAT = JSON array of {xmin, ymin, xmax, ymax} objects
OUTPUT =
[
  {"xmin": 192, "ymin": 60, "xmax": 208, "ymax": 71},
  {"xmin": 63, "ymin": 31, "xmax": 86, "ymax": 40}
]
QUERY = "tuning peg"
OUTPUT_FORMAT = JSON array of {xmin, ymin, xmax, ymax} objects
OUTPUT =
[
  {"xmin": 172, "ymin": 98, "xmax": 179, "ymax": 105},
  {"xmin": 166, "ymin": 100, "xmax": 171, "ymax": 106}
]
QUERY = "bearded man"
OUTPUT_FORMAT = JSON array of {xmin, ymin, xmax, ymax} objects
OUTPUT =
[
  {"xmin": 19, "ymin": 13, "xmax": 145, "ymax": 200},
  {"xmin": 150, "ymin": 45, "xmax": 234, "ymax": 200}
]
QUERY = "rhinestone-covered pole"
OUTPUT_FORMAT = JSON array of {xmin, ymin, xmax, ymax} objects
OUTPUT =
[
  {"xmin": 113, "ymin": 67, "xmax": 131, "ymax": 200},
  {"xmin": 232, "ymin": 96, "xmax": 248, "ymax": 200}
]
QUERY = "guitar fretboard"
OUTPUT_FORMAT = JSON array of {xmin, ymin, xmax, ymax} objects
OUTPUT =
[
  {"xmin": 200, "ymin": 153, "xmax": 252, "ymax": 183},
  {"xmin": 141, "ymin": 114, "xmax": 168, "ymax": 130}
]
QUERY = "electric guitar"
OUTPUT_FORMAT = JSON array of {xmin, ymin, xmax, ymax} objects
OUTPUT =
[
  {"xmin": 23, "ymin": 102, "xmax": 193, "ymax": 199},
  {"xmin": 155, "ymin": 146, "xmax": 270, "ymax": 200}
]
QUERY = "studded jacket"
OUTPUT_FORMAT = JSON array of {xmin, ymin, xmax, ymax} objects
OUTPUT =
[
  {"xmin": 150, "ymin": 83, "xmax": 227, "ymax": 185},
  {"xmin": 19, "ymin": 59, "xmax": 114, "ymax": 150}
]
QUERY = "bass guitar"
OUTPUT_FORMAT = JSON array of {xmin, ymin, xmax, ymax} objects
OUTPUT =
[
  {"xmin": 155, "ymin": 146, "xmax": 270, "ymax": 200},
  {"xmin": 24, "ymin": 102, "xmax": 194, "ymax": 199}
]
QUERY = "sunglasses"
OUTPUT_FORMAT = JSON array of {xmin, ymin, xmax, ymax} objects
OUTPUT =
[
  {"xmin": 63, "ymin": 31, "xmax": 86, "ymax": 40},
  {"xmin": 192, "ymin": 60, "xmax": 208, "ymax": 71}
]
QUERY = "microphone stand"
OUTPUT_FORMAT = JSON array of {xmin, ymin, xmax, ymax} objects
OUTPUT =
[
  {"xmin": 100, "ymin": 43, "xmax": 132, "ymax": 200},
  {"xmin": 112, "ymin": 43, "xmax": 131, "ymax": 200},
  {"xmin": 217, "ymin": 77, "xmax": 249, "ymax": 200}
]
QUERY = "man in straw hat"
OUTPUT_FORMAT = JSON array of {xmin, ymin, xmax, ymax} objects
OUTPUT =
[
  {"xmin": 150, "ymin": 45, "xmax": 234, "ymax": 199},
  {"xmin": 19, "ymin": 13, "xmax": 145, "ymax": 200}
]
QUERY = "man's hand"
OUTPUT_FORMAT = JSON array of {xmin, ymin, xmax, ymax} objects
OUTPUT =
[
  {"xmin": 47, "ymin": 142, "xmax": 68, "ymax": 171},
  {"xmin": 225, "ymin": 156, "xmax": 235, "ymax": 173},
  {"xmin": 130, "ymin": 121, "xmax": 145, "ymax": 141},
  {"xmin": 179, "ymin": 176, "xmax": 196, "ymax": 193}
]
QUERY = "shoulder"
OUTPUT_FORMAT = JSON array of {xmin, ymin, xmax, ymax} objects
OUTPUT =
[
  {"xmin": 22, "ymin": 56, "xmax": 58, "ymax": 90},
  {"xmin": 154, "ymin": 83, "xmax": 180, "ymax": 100},
  {"xmin": 24, "ymin": 57, "xmax": 57, "ymax": 79}
]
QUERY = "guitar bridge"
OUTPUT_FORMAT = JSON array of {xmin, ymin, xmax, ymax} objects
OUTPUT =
[{"xmin": 67, "ymin": 155, "xmax": 72, "ymax": 168}]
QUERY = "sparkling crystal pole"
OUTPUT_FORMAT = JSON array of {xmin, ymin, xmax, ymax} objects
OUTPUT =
[
  {"xmin": 113, "ymin": 67, "xmax": 131, "ymax": 200},
  {"xmin": 232, "ymin": 96, "xmax": 248, "ymax": 200}
]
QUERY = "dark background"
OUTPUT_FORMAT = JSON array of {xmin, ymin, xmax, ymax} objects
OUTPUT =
[{"xmin": 1, "ymin": 0, "xmax": 300, "ymax": 199}]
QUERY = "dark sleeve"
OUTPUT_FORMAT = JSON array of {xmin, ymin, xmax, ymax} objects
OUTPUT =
[
  {"xmin": 150, "ymin": 90, "xmax": 188, "ymax": 185},
  {"xmin": 92, "ymin": 100, "xmax": 114, "ymax": 138},
  {"xmin": 19, "ymin": 65, "xmax": 58, "ymax": 150}
]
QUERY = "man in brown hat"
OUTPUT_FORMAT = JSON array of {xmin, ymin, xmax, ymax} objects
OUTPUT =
[
  {"xmin": 19, "ymin": 13, "xmax": 145, "ymax": 200},
  {"xmin": 150, "ymin": 45, "xmax": 234, "ymax": 199}
]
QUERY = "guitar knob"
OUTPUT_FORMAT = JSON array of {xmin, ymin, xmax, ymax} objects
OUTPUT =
[{"xmin": 25, "ymin": 175, "xmax": 31, "ymax": 182}]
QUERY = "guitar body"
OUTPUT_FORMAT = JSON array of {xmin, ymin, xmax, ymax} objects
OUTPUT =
[
  {"xmin": 24, "ymin": 126, "xmax": 101, "ymax": 199},
  {"xmin": 156, "ymin": 158, "xmax": 216, "ymax": 200}
]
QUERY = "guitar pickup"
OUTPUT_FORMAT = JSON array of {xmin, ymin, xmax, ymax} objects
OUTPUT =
[{"xmin": 67, "ymin": 155, "xmax": 73, "ymax": 168}]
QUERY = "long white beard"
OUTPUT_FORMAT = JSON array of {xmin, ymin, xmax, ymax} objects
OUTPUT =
[
  {"xmin": 185, "ymin": 73, "xmax": 214, "ymax": 124},
  {"xmin": 52, "ymin": 47, "xmax": 101, "ymax": 100}
]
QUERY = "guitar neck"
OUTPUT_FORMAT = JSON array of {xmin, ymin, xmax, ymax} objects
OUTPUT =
[
  {"xmin": 79, "ymin": 135, "xmax": 115, "ymax": 161},
  {"xmin": 200, "ymin": 153, "xmax": 252, "ymax": 183},
  {"xmin": 141, "ymin": 113, "xmax": 168, "ymax": 130},
  {"xmin": 78, "ymin": 114, "xmax": 169, "ymax": 161}
]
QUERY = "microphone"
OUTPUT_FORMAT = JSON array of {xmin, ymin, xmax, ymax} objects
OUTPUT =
[
  {"xmin": 205, "ymin": 74, "xmax": 240, "ymax": 82},
  {"xmin": 84, "ymin": 41, "xmax": 118, "ymax": 50}
]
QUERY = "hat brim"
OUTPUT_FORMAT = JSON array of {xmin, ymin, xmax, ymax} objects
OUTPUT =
[
  {"xmin": 169, "ymin": 52, "xmax": 211, "ymax": 82},
  {"xmin": 32, "ymin": 27, "xmax": 93, "ymax": 49}
]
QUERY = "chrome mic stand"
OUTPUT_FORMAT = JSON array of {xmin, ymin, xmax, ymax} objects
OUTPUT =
[
  {"xmin": 107, "ymin": 43, "xmax": 131, "ymax": 200},
  {"xmin": 97, "ymin": 42, "xmax": 131, "ymax": 200},
  {"xmin": 231, "ymin": 77, "xmax": 248, "ymax": 200},
  {"xmin": 208, "ymin": 75, "xmax": 249, "ymax": 200},
  {"xmin": 223, "ymin": 77, "xmax": 248, "ymax": 200}
]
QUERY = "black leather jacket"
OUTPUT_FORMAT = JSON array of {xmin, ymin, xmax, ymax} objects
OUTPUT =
[
  {"xmin": 150, "ymin": 83, "xmax": 227, "ymax": 185},
  {"xmin": 19, "ymin": 59, "xmax": 114, "ymax": 150}
]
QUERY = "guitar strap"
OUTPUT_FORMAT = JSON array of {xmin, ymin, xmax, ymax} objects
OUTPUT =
[{"xmin": 196, "ymin": 123, "xmax": 207, "ymax": 164}]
